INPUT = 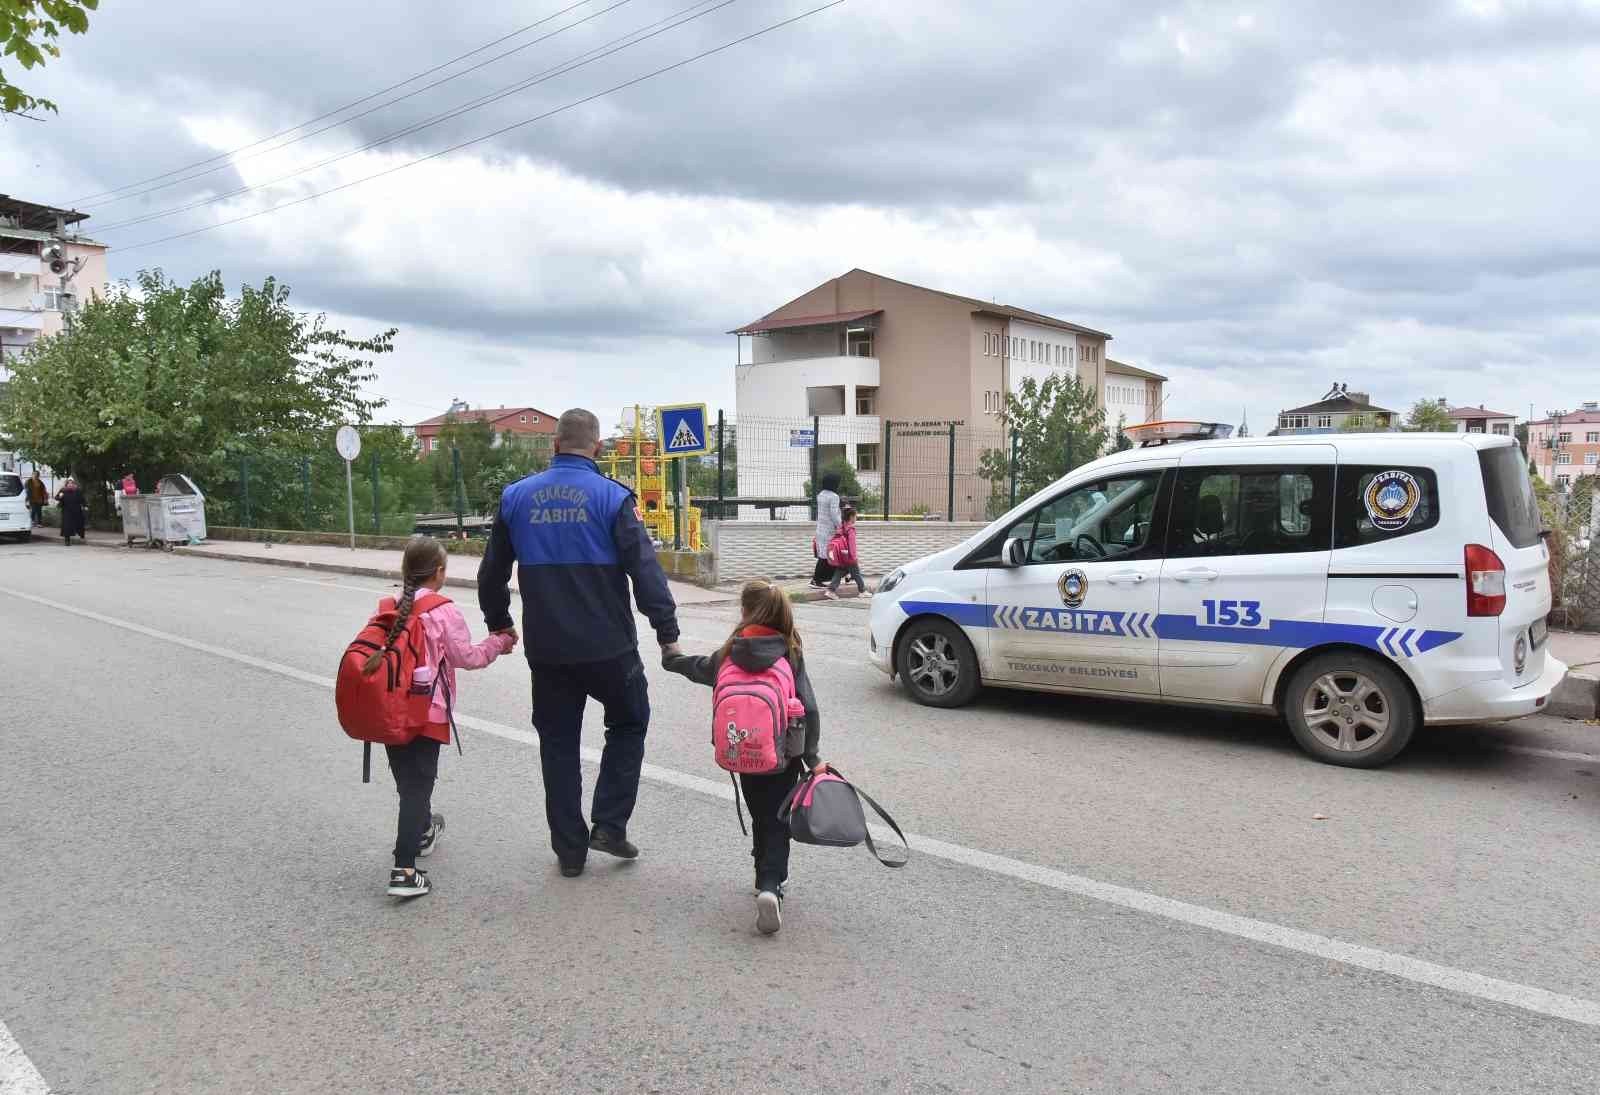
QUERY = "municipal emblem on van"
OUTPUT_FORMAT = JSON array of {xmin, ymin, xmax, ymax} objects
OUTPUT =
[
  {"xmin": 1363, "ymin": 470, "xmax": 1421, "ymax": 532},
  {"xmin": 1058, "ymin": 568, "xmax": 1088, "ymax": 608}
]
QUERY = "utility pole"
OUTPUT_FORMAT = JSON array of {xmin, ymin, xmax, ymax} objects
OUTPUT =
[{"xmin": 47, "ymin": 214, "xmax": 86, "ymax": 332}]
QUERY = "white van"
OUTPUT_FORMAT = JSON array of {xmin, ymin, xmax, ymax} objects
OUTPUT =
[
  {"xmin": 867, "ymin": 433, "xmax": 1564, "ymax": 766},
  {"xmin": 0, "ymin": 473, "xmax": 32, "ymax": 542}
]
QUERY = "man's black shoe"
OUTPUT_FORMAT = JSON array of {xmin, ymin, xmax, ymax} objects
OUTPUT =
[
  {"xmin": 589, "ymin": 829, "xmax": 639, "ymax": 860},
  {"xmin": 559, "ymin": 862, "xmax": 585, "ymax": 878}
]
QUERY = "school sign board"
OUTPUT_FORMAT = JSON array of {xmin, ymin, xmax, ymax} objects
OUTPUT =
[{"xmin": 657, "ymin": 403, "xmax": 710, "ymax": 457}]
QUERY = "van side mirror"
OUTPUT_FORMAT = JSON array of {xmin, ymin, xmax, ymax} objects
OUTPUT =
[{"xmin": 1002, "ymin": 537, "xmax": 1028, "ymax": 567}]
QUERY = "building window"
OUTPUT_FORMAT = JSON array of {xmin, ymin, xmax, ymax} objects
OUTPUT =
[
  {"xmin": 1316, "ymin": 415, "xmax": 1332, "ymax": 429},
  {"xmin": 1587, "ymin": 431, "xmax": 1599, "ymax": 442},
  {"xmin": 847, "ymin": 330, "xmax": 873, "ymax": 357},
  {"xmin": 983, "ymin": 333, "xmax": 991, "ymax": 356},
  {"xmin": 857, "ymin": 443, "xmax": 880, "ymax": 472},
  {"xmin": 519, "ymin": 415, "xmax": 527, "ymax": 423},
  {"xmin": 1468, "ymin": 426, "xmax": 1483, "ymax": 434},
  {"xmin": 1558, "ymin": 475, "xmax": 1571, "ymax": 488},
  {"xmin": 1586, "ymin": 453, "xmax": 1599, "ymax": 465},
  {"xmin": 855, "ymin": 387, "xmax": 878, "ymax": 415},
  {"xmin": 1558, "ymin": 432, "xmax": 1572, "ymax": 442},
  {"xmin": 1557, "ymin": 452, "xmax": 1572, "ymax": 464},
  {"xmin": 1492, "ymin": 423, "xmax": 1510, "ymax": 435}
]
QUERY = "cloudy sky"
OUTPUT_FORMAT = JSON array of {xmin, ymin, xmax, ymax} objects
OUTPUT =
[{"xmin": 7, "ymin": 0, "xmax": 1600, "ymax": 431}]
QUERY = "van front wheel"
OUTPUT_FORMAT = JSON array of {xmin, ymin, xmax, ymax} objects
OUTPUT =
[
  {"xmin": 896, "ymin": 619, "xmax": 980, "ymax": 708},
  {"xmin": 1283, "ymin": 652, "xmax": 1417, "ymax": 767}
]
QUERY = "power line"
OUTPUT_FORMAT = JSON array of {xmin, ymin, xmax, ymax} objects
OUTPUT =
[
  {"xmin": 115, "ymin": 0, "xmax": 846, "ymax": 255},
  {"xmin": 92, "ymin": 0, "xmax": 737, "ymax": 235},
  {"xmin": 79, "ymin": 0, "xmax": 640, "ymax": 212},
  {"xmin": 66, "ymin": 0, "xmax": 609, "ymax": 206}
]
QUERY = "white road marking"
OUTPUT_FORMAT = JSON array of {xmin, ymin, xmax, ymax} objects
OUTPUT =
[
  {"xmin": 0, "ymin": 1017, "xmax": 51, "ymax": 1095},
  {"xmin": 1498, "ymin": 744, "xmax": 1600, "ymax": 763},
  {"xmin": 9, "ymin": 586, "xmax": 1600, "ymax": 1029}
]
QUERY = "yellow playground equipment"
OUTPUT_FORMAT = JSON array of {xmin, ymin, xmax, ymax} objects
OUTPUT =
[{"xmin": 598, "ymin": 405, "xmax": 702, "ymax": 551}]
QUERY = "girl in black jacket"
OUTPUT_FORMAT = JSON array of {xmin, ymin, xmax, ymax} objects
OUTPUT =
[{"xmin": 664, "ymin": 580, "xmax": 826, "ymax": 935}]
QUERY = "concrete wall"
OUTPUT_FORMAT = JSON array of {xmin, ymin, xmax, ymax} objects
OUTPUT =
[{"xmin": 709, "ymin": 519, "xmax": 988, "ymax": 582}]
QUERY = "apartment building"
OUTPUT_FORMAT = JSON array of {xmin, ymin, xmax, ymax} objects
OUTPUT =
[
  {"xmin": 1529, "ymin": 403, "xmax": 1600, "ymax": 489},
  {"xmin": 0, "ymin": 194, "xmax": 108, "ymax": 364},
  {"xmin": 0, "ymin": 195, "xmax": 108, "ymax": 481},
  {"xmin": 1271, "ymin": 383, "xmax": 1397, "ymax": 435},
  {"xmin": 1105, "ymin": 359, "xmax": 1167, "ymax": 435},
  {"xmin": 1446, "ymin": 404, "xmax": 1516, "ymax": 437},
  {"xmin": 412, "ymin": 401, "xmax": 557, "ymax": 455},
  {"xmin": 731, "ymin": 268, "xmax": 1120, "ymax": 517}
]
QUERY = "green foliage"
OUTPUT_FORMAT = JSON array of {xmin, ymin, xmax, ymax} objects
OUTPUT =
[
  {"xmin": 804, "ymin": 455, "xmax": 880, "ymax": 513},
  {"xmin": 977, "ymin": 373, "xmax": 1109, "ymax": 517},
  {"xmin": 0, "ymin": 269, "xmax": 392, "ymax": 516},
  {"xmin": 2, "ymin": 0, "xmax": 97, "ymax": 115},
  {"xmin": 1403, "ymin": 399, "xmax": 1456, "ymax": 433},
  {"xmin": 1113, "ymin": 413, "xmax": 1133, "ymax": 451}
]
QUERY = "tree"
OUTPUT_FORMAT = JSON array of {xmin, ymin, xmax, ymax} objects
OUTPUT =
[
  {"xmin": 977, "ymin": 373, "xmax": 1109, "ymax": 516},
  {"xmin": 1403, "ymin": 398, "xmax": 1455, "ymax": 433},
  {"xmin": 1112, "ymin": 413, "xmax": 1133, "ymax": 451},
  {"xmin": 3, "ymin": 1, "xmax": 98, "ymax": 116},
  {"xmin": 424, "ymin": 417, "xmax": 550, "ymax": 516},
  {"xmin": 0, "ymin": 269, "xmax": 392, "ymax": 516}
]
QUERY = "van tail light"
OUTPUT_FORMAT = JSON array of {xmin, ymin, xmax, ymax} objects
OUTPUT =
[{"xmin": 1465, "ymin": 543, "xmax": 1506, "ymax": 617}]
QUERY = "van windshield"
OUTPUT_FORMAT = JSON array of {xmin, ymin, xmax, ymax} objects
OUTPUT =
[
  {"xmin": 1478, "ymin": 445, "xmax": 1541, "ymax": 549},
  {"xmin": 0, "ymin": 474, "xmax": 22, "ymax": 497}
]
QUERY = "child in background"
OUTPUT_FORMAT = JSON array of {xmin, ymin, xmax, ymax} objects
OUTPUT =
[
  {"xmin": 368, "ymin": 537, "xmax": 516, "ymax": 898},
  {"xmin": 825, "ymin": 505, "xmax": 866, "ymax": 599},
  {"xmin": 663, "ymin": 581, "xmax": 825, "ymax": 935}
]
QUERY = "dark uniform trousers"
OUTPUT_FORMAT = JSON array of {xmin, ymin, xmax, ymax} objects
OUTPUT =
[{"xmin": 532, "ymin": 650, "xmax": 651, "ymax": 866}]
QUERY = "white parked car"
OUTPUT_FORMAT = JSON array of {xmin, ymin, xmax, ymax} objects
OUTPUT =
[
  {"xmin": 0, "ymin": 473, "xmax": 32, "ymax": 542},
  {"xmin": 868, "ymin": 431, "xmax": 1564, "ymax": 767}
]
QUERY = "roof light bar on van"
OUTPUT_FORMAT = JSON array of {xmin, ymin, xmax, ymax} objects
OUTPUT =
[
  {"xmin": 1123, "ymin": 420, "xmax": 1236, "ymax": 446},
  {"xmin": 1464, "ymin": 543, "xmax": 1506, "ymax": 617}
]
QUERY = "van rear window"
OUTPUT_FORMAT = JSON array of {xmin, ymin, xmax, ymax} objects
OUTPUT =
[
  {"xmin": 0, "ymin": 474, "xmax": 22, "ymax": 497},
  {"xmin": 1479, "ymin": 445, "xmax": 1541, "ymax": 549},
  {"xmin": 1334, "ymin": 466, "xmax": 1441, "ymax": 549}
]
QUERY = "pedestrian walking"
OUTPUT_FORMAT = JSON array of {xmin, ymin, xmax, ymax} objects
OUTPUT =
[
  {"xmin": 663, "ymin": 580, "xmax": 826, "ymax": 935},
  {"xmin": 478, "ymin": 408, "xmax": 681, "ymax": 878},
  {"xmin": 363, "ymin": 537, "xmax": 516, "ymax": 899},
  {"xmin": 55, "ymin": 477, "xmax": 87, "ymax": 544},
  {"xmin": 25, "ymin": 471, "xmax": 47, "ymax": 526},
  {"xmin": 825, "ymin": 505, "xmax": 867, "ymax": 599},
  {"xmin": 809, "ymin": 471, "xmax": 842, "ymax": 587}
]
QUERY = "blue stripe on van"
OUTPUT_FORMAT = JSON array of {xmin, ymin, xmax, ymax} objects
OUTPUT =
[{"xmin": 896, "ymin": 600, "xmax": 1461, "ymax": 658}]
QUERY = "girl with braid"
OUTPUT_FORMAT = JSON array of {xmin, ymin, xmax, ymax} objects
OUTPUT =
[{"xmin": 371, "ymin": 537, "xmax": 517, "ymax": 898}]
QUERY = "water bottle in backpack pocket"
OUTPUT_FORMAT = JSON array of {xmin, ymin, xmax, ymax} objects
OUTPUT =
[{"xmin": 711, "ymin": 656, "xmax": 804, "ymax": 775}]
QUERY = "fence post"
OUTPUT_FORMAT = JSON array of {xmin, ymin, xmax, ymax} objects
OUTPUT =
[
  {"xmin": 301, "ymin": 456, "xmax": 312, "ymax": 530},
  {"xmin": 1009, "ymin": 429, "xmax": 1019, "ymax": 510},
  {"xmin": 672, "ymin": 458, "xmax": 683, "ymax": 550},
  {"xmin": 809, "ymin": 414, "xmax": 820, "ymax": 521},
  {"xmin": 881, "ymin": 421, "xmax": 892, "ymax": 521},
  {"xmin": 946, "ymin": 423, "xmax": 956, "ymax": 522},
  {"xmin": 451, "ymin": 446, "xmax": 465, "ymax": 536},
  {"xmin": 240, "ymin": 455, "xmax": 251, "ymax": 528},
  {"xmin": 716, "ymin": 409, "xmax": 725, "ymax": 520},
  {"xmin": 370, "ymin": 450, "xmax": 380, "ymax": 535}
]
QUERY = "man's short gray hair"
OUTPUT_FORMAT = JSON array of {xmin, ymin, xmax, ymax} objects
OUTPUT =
[{"xmin": 556, "ymin": 408, "xmax": 602, "ymax": 453}]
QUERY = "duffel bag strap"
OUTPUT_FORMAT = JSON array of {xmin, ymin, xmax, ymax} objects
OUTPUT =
[{"xmin": 851, "ymin": 785, "xmax": 909, "ymax": 868}]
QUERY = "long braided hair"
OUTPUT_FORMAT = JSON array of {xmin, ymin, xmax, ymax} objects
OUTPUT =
[{"xmin": 361, "ymin": 536, "xmax": 448, "ymax": 674}]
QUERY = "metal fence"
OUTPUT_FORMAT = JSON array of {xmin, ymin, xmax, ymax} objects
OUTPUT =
[
  {"xmin": 1544, "ymin": 480, "xmax": 1600, "ymax": 631},
  {"xmin": 701, "ymin": 414, "xmax": 1012, "ymax": 523}
]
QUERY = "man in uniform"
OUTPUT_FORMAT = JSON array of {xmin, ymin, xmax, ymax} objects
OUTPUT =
[{"xmin": 479, "ymin": 408, "xmax": 681, "ymax": 877}]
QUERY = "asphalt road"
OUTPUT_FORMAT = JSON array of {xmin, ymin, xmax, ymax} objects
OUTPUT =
[{"xmin": 3, "ymin": 544, "xmax": 1599, "ymax": 1093}]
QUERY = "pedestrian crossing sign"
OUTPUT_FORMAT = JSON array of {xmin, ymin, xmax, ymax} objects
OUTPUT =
[{"xmin": 656, "ymin": 403, "xmax": 710, "ymax": 457}]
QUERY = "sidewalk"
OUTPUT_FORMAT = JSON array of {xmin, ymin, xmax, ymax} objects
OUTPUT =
[
  {"xmin": 79, "ymin": 532, "xmax": 732, "ymax": 605},
  {"xmin": 1550, "ymin": 629, "xmax": 1600, "ymax": 673}
]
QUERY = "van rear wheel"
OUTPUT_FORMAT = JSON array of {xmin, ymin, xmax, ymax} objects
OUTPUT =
[
  {"xmin": 896, "ymin": 619, "xmax": 980, "ymax": 708},
  {"xmin": 1283, "ymin": 652, "xmax": 1417, "ymax": 767}
]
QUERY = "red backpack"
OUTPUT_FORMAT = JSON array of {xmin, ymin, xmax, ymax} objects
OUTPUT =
[{"xmin": 336, "ymin": 593, "xmax": 450, "ymax": 781}]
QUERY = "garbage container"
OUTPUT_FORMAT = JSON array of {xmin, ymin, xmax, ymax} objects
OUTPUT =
[
  {"xmin": 147, "ymin": 474, "xmax": 207, "ymax": 546},
  {"xmin": 120, "ymin": 493, "xmax": 153, "ymax": 547}
]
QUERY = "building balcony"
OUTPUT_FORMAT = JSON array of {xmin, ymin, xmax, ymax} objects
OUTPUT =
[
  {"xmin": 0, "ymin": 253, "xmax": 40, "ymax": 277},
  {"xmin": 0, "ymin": 307, "xmax": 44, "ymax": 332}
]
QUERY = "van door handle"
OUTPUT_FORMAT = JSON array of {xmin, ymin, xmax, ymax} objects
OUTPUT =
[
  {"xmin": 1173, "ymin": 568, "xmax": 1219, "ymax": 583},
  {"xmin": 1107, "ymin": 571, "xmax": 1146, "ymax": 585}
]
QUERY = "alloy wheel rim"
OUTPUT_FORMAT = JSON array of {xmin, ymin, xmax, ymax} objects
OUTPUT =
[
  {"xmin": 907, "ymin": 633, "xmax": 959, "ymax": 697},
  {"xmin": 1303, "ymin": 671, "xmax": 1391, "ymax": 752}
]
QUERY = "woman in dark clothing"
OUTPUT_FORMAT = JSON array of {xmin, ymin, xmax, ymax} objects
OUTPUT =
[
  {"xmin": 810, "ymin": 471, "xmax": 842, "ymax": 587},
  {"xmin": 55, "ymin": 477, "xmax": 87, "ymax": 544}
]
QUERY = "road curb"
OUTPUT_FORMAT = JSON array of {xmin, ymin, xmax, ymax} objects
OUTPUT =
[
  {"xmin": 81, "ymin": 538, "xmax": 483, "ymax": 591},
  {"xmin": 1549, "ymin": 672, "xmax": 1600, "ymax": 721}
]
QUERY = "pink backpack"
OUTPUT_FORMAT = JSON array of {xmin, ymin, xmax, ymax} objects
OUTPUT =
[{"xmin": 712, "ymin": 655, "xmax": 805, "ymax": 776}]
